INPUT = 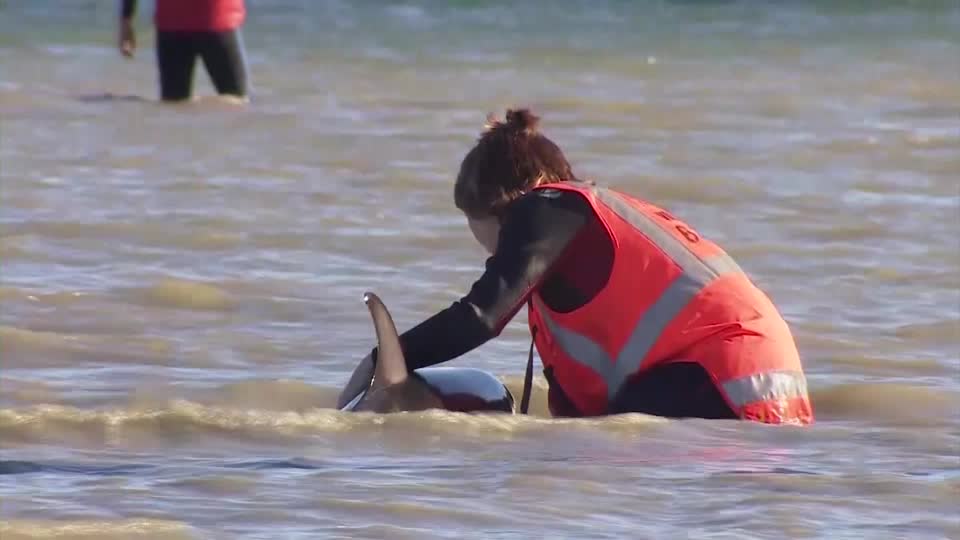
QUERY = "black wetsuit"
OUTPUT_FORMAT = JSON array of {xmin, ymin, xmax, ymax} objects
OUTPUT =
[
  {"xmin": 375, "ymin": 188, "xmax": 737, "ymax": 419},
  {"xmin": 122, "ymin": 0, "xmax": 249, "ymax": 101}
]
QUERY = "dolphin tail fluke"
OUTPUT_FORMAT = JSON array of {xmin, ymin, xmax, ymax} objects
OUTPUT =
[{"xmin": 363, "ymin": 291, "xmax": 409, "ymax": 388}]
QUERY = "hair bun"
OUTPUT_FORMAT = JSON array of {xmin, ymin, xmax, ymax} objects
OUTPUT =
[
  {"xmin": 504, "ymin": 108, "xmax": 540, "ymax": 133},
  {"xmin": 482, "ymin": 107, "xmax": 541, "ymax": 134}
]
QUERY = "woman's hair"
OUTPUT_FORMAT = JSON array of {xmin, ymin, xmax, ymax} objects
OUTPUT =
[{"xmin": 454, "ymin": 107, "xmax": 578, "ymax": 219}]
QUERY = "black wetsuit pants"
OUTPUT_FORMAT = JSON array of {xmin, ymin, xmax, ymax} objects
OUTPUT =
[
  {"xmin": 548, "ymin": 362, "xmax": 739, "ymax": 420},
  {"xmin": 155, "ymin": 29, "xmax": 248, "ymax": 101}
]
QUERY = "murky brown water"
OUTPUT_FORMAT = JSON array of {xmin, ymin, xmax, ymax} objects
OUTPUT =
[{"xmin": 2, "ymin": 2, "xmax": 959, "ymax": 539}]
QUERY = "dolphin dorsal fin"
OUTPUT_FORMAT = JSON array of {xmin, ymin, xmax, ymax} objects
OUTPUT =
[{"xmin": 363, "ymin": 292, "xmax": 408, "ymax": 387}]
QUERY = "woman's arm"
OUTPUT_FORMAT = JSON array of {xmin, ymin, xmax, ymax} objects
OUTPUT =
[{"xmin": 374, "ymin": 188, "xmax": 592, "ymax": 370}]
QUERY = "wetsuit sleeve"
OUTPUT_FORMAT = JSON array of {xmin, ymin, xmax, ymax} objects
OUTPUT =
[
  {"xmin": 121, "ymin": 0, "xmax": 136, "ymax": 19},
  {"xmin": 370, "ymin": 189, "xmax": 591, "ymax": 371}
]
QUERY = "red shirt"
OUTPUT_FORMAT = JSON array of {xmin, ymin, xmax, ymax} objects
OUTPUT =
[{"xmin": 154, "ymin": 0, "xmax": 246, "ymax": 32}]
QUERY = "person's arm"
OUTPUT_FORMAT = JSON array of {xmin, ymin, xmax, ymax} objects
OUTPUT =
[
  {"xmin": 118, "ymin": 0, "xmax": 137, "ymax": 57},
  {"xmin": 374, "ymin": 188, "xmax": 592, "ymax": 370}
]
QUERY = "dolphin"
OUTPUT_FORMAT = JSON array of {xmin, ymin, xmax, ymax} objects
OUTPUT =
[{"xmin": 340, "ymin": 292, "xmax": 515, "ymax": 414}]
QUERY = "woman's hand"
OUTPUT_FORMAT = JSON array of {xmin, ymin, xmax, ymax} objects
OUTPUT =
[{"xmin": 118, "ymin": 17, "xmax": 136, "ymax": 57}]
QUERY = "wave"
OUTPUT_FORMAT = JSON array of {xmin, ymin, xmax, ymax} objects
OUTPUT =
[
  {"xmin": 125, "ymin": 279, "xmax": 235, "ymax": 312},
  {"xmin": 0, "ymin": 396, "xmax": 666, "ymax": 448},
  {"xmin": 0, "ymin": 519, "xmax": 198, "ymax": 540},
  {"xmin": 811, "ymin": 383, "xmax": 959, "ymax": 426},
  {"xmin": 0, "ymin": 325, "xmax": 180, "ymax": 369}
]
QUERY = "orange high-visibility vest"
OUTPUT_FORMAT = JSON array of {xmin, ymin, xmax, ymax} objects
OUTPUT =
[
  {"xmin": 154, "ymin": 0, "xmax": 246, "ymax": 32},
  {"xmin": 527, "ymin": 182, "xmax": 814, "ymax": 425}
]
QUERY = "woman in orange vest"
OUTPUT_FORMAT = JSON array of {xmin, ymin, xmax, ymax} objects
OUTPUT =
[
  {"xmin": 338, "ymin": 108, "xmax": 814, "ymax": 425},
  {"xmin": 118, "ymin": 0, "xmax": 249, "ymax": 102}
]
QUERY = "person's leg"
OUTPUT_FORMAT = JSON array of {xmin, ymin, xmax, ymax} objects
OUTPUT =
[
  {"xmin": 543, "ymin": 366, "xmax": 581, "ymax": 417},
  {"xmin": 196, "ymin": 28, "xmax": 249, "ymax": 98},
  {"xmin": 609, "ymin": 362, "xmax": 738, "ymax": 419},
  {"xmin": 155, "ymin": 31, "xmax": 198, "ymax": 102}
]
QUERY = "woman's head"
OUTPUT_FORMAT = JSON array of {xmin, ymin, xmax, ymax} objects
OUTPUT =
[{"xmin": 454, "ymin": 107, "xmax": 577, "ymax": 221}]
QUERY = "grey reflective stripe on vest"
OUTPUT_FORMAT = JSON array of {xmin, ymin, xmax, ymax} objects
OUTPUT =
[
  {"xmin": 722, "ymin": 369, "xmax": 808, "ymax": 408},
  {"xmin": 536, "ymin": 186, "xmax": 745, "ymax": 402}
]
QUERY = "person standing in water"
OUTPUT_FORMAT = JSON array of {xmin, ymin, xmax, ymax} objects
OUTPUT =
[
  {"xmin": 338, "ymin": 108, "xmax": 814, "ymax": 425},
  {"xmin": 118, "ymin": 0, "xmax": 249, "ymax": 102}
]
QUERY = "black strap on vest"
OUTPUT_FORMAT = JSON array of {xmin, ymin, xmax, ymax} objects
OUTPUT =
[{"xmin": 519, "ymin": 301, "xmax": 537, "ymax": 415}]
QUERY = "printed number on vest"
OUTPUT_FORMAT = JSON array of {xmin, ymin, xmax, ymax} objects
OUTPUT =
[{"xmin": 655, "ymin": 210, "xmax": 700, "ymax": 243}]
